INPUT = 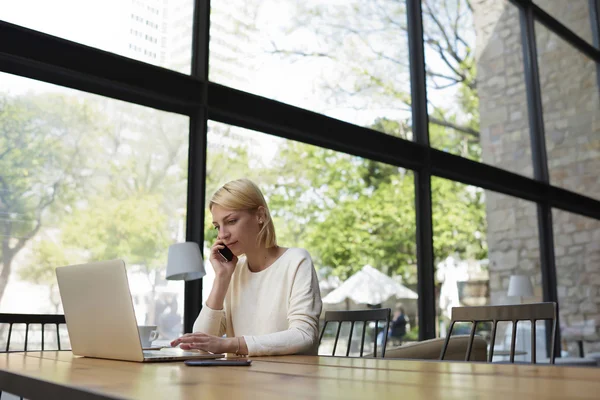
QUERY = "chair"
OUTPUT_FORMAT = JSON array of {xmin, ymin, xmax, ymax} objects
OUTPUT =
[
  {"xmin": 440, "ymin": 302, "xmax": 557, "ymax": 364},
  {"xmin": 318, "ymin": 308, "xmax": 391, "ymax": 358},
  {"xmin": 0, "ymin": 314, "xmax": 68, "ymax": 400},
  {"xmin": 0, "ymin": 313, "xmax": 68, "ymax": 352}
]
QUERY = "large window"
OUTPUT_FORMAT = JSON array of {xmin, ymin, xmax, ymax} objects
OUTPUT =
[
  {"xmin": 1, "ymin": 0, "xmax": 599, "ymax": 358},
  {"xmin": 0, "ymin": 72, "xmax": 189, "ymax": 349},
  {"xmin": 424, "ymin": 0, "xmax": 533, "ymax": 177},
  {"xmin": 210, "ymin": 0, "xmax": 412, "ymax": 137},
  {"xmin": 536, "ymin": 23, "xmax": 600, "ymax": 201}
]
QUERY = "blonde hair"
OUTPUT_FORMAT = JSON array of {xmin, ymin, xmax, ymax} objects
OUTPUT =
[{"xmin": 209, "ymin": 179, "xmax": 277, "ymax": 248}]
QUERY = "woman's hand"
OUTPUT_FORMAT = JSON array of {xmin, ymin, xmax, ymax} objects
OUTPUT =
[
  {"xmin": 209, "ymin": 240, "xmax": 238, "ymax": 279},
  {"xmin": 170, "ymin": 333, "xmax": 235, "ymax": 354}
]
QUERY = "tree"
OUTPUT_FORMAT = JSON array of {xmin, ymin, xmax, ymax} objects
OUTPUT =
[
  {"xmin": 267, "ymin": 0, "xmax": 479, "ymax": 148},
  {"xmin": 246, "ymin": 0, "xmax": 486, "ymax": 280},
  {"xmin": 262, "ymin": 129, "xmax": 485, "ymax": 282},
  {"xmin": 0, "ymin": 92, "xmax": 104, "ymax": 305},
  {"xmin": 18, "ymin": 239, "xmax": 69, "ymax": 312},
  {"xmin": 15, "ymin": 97, "xmax": 192, "ymax": 322},
  {"xmin": 60, "ymin": 195, "xmax": 170, "ymax": 266}
]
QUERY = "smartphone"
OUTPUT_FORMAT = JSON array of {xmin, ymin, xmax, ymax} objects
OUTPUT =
[
  {"xmin": 218, "ymin": 244, "xmax": 234, "ymax": 262},
  {"xmin": 184, "ymin": 359, "xmax": 251, "ymax": 367}
]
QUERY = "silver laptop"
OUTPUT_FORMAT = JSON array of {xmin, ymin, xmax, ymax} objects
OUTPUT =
[{"xmin": 56, "ymin": 259, "xmax": 224, "ymax": 362}]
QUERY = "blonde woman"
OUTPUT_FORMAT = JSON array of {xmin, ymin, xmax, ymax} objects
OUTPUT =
[{"xmin": 171, "ymin": 178, "xmax": 323, "ymax": 356}]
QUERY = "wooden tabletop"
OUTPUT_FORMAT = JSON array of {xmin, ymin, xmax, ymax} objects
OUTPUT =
[{"xmin": 1, "ymin": 351, "xmax": 599, "ymax": 399}]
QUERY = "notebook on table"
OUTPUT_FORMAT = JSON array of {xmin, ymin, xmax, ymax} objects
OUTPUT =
[{"xmin": 56, "ymin": 259, "xmax": 224, "ymax": 362}]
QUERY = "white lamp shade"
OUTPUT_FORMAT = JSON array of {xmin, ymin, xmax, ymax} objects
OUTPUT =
[
  {"xmin": 507, "ymin": 275, "xmax": 534, "ymax": 297},
  {"xmin": 166, "ymin": 242, "xmax": 206, "ymax": 281}
]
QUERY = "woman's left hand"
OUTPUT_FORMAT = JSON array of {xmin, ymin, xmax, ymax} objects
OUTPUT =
[{"xmin": 170, "ymin": 333, "xmax": 234, "ymax": 354}]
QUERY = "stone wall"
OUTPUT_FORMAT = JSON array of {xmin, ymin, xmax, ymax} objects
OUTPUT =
[{"xmin": 472, "ymin": 0, "xmax": 600, "ymax": 355}]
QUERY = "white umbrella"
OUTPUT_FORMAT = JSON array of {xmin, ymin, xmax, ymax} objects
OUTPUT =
[{"xmin": 322, "ymin": 265, "xmax": 418, "ymax": 305}]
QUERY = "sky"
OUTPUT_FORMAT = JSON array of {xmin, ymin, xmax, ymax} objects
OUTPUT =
[{"xmin": 1, "ymin": 0, "xmax": 130, "ymax": 52}]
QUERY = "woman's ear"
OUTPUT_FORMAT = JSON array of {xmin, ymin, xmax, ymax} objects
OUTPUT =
[{"xmin": 256, "ymin": 206, "xmax": 267, "ymax": 224}]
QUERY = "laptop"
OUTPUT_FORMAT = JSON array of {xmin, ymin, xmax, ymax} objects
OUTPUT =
[{"xmin": 55, "ymin": 259, "xmax": 224, "ymax": 362}]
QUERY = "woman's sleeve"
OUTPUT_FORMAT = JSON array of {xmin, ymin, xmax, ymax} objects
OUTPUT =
[
  {"xmin": 244, "ymin": 252, "xmax": 323, "ymax": 356},
  {"xmin": 192, "ymin": 304, "xmax": 227, "ymax": 337}
]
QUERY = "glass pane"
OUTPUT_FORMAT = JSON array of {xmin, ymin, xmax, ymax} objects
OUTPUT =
[
  {"xmin": 553, "ymin": 209, "xmax": 600, "ymax": 357},
  {"xmin": 1, "ymin": 0, "xmax": 194, "ymax": 74},
  {"xmin": 210, "ymin": 0, "xmax": 412, "ymax": 137},
  {"xmin": 536, "ymin": 22, "xmax": 600, "ymax": 201},
  {"xmin": 425, "ymin": 0, "xmax": 533, "ymax": 177},
  {"xmin": 0, "ymin": 72, "xmax": 189, "ymax": 346},
  {"xmin": 204, "ymin": 120, "xmax": 418, "ymax": 355},
  {"xmin": 432, "ymin": 177, "xmax": 549, "ymax": 362},
  {"xmin": 534, "ymin": 0, "xmax": 595, "ymax": 47}
]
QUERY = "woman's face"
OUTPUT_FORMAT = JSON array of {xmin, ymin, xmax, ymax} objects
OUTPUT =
[{"xmin": 211, "ymin": 204, "xmax": 263, "ymax": 255}]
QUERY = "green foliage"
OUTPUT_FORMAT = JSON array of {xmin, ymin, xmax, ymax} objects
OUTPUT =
[
  {"xmin": 8, "ymin": 94, "xmax": 189, "ymax": 292},
  {"xmin": 305, "ymin": 176, "xmax": 416, "ymax": 281},
  {"xmin": 431, "ymin": 177, "xmax": 487, "ymax": 263},
  {"xmin": 0, "ymin": 92, "xmax": 107, "ymax": 302},
  {"xmin": 0, "ymin": 92, "xmax": 101, "ymax": 241},
  {"xmin": 61, "ymin": 195, "xmax": 170, "ymax": 268},
  {"xmin": 403, "ymin": 326, "xmax": 419, "ymax": 342},
  {"xmin": 259, "ymin": 129, "xmax": 485, "ymax": 282},
  {"xmin": 429, "ymin": 114, "xmax": 481, "ymax": 161},
  {"xmin": 18, "ymin": 240, "xmax": 69, "ymax": 285}
]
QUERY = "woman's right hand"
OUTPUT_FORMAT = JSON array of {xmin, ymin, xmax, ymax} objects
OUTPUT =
[{"xmin": 209, "ymin": 240, "xmax": 238, "ymax": 279}]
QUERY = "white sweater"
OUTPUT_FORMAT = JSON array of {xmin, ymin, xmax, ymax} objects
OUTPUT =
[{"xmin": 192, "ymin": 248, "xmax": 323, "ymax": 356}]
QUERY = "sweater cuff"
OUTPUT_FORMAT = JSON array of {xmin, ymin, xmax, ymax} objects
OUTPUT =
[
  {"xmin": 192, "ymin": 305, "xmax": 225, "ymax": 334},
  {"xmin": 242, "ymin": 335, "xmax": 257, "ymax": 356}
]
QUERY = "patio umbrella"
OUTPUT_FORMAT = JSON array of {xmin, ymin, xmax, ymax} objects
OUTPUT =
[{"xmin": 322, "ymin": 265, "xmax": 418, "ymax": 305}]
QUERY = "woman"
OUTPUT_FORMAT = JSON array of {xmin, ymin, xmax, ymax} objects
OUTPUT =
[{"xmin": 171, "ymin": 178, "xmax": 323, "ymax": 356}]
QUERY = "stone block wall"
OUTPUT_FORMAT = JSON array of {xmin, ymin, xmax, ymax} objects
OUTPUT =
[{"xmin": 472, "ymin": 0, "xmax": 600, "ymax": 354}]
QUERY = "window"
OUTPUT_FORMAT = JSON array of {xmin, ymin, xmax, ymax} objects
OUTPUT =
[
  {"xmin": 0, "ymin": 72, "xmax": 189, "ymax": 346},
  {"xmin": 536, "ymin": 22, "xmax": 600, "ymax": 201},
  {"xmin": 553, "ymin": 209, "xmax": 600, "ymax": 357},
  {"xmin": 210, "ymin": 0, "xmax": 412, "ymax": 137},
  {"xmin": 425, "ymin": 0, "xmax": 533, "ymax": 177},
  {"xmin": 534, "ymin": 0, "xmax": 595, "ymax": 47}
]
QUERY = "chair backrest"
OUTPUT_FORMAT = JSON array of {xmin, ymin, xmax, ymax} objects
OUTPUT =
[
  {"xmin": 440, "ymin": 302, "xmax": 557, "ymax": 364},
  {"xmin": 0, "ymin": 313, "xmax": 67, "ymax": 352},
  {"xmin": 319, "ymin": 308, "xmax": 391, "ymax": 358}
]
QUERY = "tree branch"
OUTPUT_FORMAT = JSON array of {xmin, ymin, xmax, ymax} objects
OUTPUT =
[
  {"xmin": 12, "ymin": 217, "xmax": 42, "ymax": 255},
  {"xmin": 426, "ymin": 69, "xmax": 463, "ymax": 84},
  {"xmin": 429, "ymin": 116, "xmax": 479, "ymax": 138},
  {"xmin": 267, "ymin": 45, "xmax": 332, "ymax": 60}
]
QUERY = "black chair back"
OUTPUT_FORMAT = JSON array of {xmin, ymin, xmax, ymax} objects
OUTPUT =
[
  {"xmin": 319, "ymin": 308, "xmax": 391, "ymax": 358},
  {"xmin": 440, "ymin": 302, "xmax": 557, "ymax": 364},
  {"xmin": 0, "ymin": 313, "xmax": 67, "ymax": 352}
]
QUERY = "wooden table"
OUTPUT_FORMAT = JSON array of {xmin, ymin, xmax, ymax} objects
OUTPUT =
[{"xmin": 1, "ymin": 351, "xmax": 599, "ymax": 399}]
